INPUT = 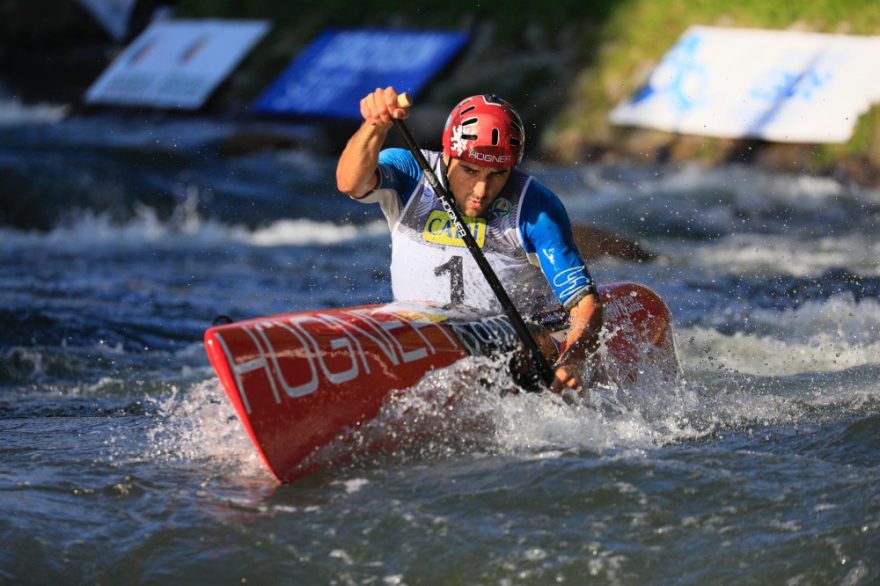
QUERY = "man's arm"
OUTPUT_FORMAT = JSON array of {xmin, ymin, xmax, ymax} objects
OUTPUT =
[
  {"xmin": 552, "ymin": 292, "xmax": 603, "ymax": 392},
  {"xmin": 336, "ymin": 86, "xmax": 407, "ymax": 198},
  {"xmin": 517, "ymin": 179, "xmax": 603, "ymax": 393}
]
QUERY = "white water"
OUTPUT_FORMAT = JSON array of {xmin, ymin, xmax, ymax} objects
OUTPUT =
[
  {"xmin": 53, "ymin": 160, "xmax": 869, "ymax": 483},
  {"xmin": 6, "ymin": 159, "xmax": 878, "ymax": 485},
  {"xmin": 0, "ymin": 96, "xmax": 69, "ymax": 126},
  {"xmin": 0, "ymin": 209, "xmax": 389, "ymax": 251},
  {"xmin": 680, "ymin": 295, "xmax": 880, "ymax": 376},
  {"xmin": 665, "ymin": 233, "xmax": 880, "ymax": 277}
]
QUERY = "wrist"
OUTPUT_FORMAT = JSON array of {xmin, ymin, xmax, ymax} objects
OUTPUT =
[{"xmin": 362, "ymin": 119, "xmax": 393, "ymax": 134}]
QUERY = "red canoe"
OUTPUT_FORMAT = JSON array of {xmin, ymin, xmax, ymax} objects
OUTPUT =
[{"xmin": 204, "ymin": 281, "xmax": 678, "ymax": 482}]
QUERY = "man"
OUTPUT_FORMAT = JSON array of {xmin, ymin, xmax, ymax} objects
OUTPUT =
[{"xmin": 336, "ymin": 87, "xmax": 602, "ymax": 393}]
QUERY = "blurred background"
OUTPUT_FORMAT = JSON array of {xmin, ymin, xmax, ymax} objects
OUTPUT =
[{"xmin": 3, "ymin": 0, "xmax": 880, "ymax": 179}]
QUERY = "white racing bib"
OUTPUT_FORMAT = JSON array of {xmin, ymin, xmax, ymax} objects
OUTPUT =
[{"xmin": 388, "ymin": 152, "xmax": 555, "ymax": 314}]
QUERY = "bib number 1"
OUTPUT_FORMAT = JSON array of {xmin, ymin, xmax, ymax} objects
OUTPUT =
[{"xmin": 434, "ymin": 256, "xmax": 464, "ymax": 305}]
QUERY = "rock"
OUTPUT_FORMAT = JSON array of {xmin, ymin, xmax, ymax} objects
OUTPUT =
[{"xmin": 571, "ymin": 224, "xmax": 656, "ymax": 263}]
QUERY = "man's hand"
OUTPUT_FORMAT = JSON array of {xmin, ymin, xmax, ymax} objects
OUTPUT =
[
  {"xmin": 549, "ymin": 293, "xmax": 603, "ymax": 395},
  {"xmin": 360, "ymin": 86, "xmax": 409, "ymax": 127},
  {"xmin": 337, "ymin": 86, "xmax": 410, "ymax": 198},
  {"xmin": 551, "ymin": 354, "xmax": 583, "ymax": 394}
]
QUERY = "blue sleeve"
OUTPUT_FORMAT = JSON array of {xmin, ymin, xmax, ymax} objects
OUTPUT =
[
  {"xmin": 519, "ymin": 179, "xmax": 596, "ymax": 309},
  {"xmin": 376, "ymin": 148, "xmax": 422, "ymax": 205}
]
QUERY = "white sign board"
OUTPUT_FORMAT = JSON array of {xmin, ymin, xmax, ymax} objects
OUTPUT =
[
  {"xmin": 85, "ymin": 19, "xmax": 269, "ymax": 110},
  {"xmin": 609, "ymin": 26, "xmax": 880, "ymax": 143}
]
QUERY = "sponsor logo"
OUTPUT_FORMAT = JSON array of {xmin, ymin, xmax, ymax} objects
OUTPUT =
[
  {"xmin": 467, "ymin": 150, "xmax": 512, "ymax": 164},
  {"xmin": 450, "ymin": 124, "xmax": 468, "ymax": 156},
  {"xmin": 448, "ymin": 316, "xmax": 518, "ymax": 355},
  {"xmin": 211, "ymin": 310, "xmax": 518, "ymax": 411},
  {"xmin": 491, "ymin": 198, "xmax": 512, "ymax": 217},
  {"xmin": 552, "ymin": 266, "xmax": 590, "ymax": 301},
  {"xmin": 422, "ymin": 210, "xmax": 486, "ymax": 247},
  {"xmin": 393, "ymin": 310, "xmax": 447, "ymax": 323},
  {"xmin": 213, "ymin": 309, "xmax": 464, "ymax": 410}
]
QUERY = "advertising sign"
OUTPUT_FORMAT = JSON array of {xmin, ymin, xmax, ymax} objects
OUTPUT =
[
  {"xmin": 610, "ymin": 26, "xmax": 880, "ymax": 143},
  {"xmin": 85, "ymin": 19, "xmax": 270, "ymax": 110},
  {"xmin": 253, "ymin": 29, "xmax": 469, "ymax": 119}
]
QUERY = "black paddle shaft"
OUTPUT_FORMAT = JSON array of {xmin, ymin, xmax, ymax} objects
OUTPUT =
[{"xmin": 392, "ymin": 117, "xmax": 555, "ymax": 388}]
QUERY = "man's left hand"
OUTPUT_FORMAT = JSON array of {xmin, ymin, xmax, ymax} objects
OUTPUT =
[{"xmin": 551, "ymin": 360, "xmax": 582, "ymax": 394}]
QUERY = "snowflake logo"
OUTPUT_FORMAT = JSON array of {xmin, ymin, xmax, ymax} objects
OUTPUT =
[{"xmin": 450, "ymin": 124, "xmax": 469, "ymax": 156}]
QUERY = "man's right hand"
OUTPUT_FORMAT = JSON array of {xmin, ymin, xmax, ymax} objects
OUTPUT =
[
  {"xmin": 360, "ymin": 86, "xmax": 409, "ymax": 127},
  {"xmin": 337, "ymin": 87, "xmax": 408, "ymax": 198}
]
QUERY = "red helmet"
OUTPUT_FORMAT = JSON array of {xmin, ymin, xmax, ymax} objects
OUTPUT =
[{"xmin": 442, "ymin": 94, "xmax": 525, "ymax": 168}]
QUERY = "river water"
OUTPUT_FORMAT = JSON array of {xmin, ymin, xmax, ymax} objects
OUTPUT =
[{"xmin": 1, "ymin": 109, "xmax": 879, "ymax": 584}]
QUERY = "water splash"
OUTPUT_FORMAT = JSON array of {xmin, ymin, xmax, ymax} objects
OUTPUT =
[
  {"xmin": 297, "ymin": 347, "xmax": 698, "ymax": 477},
  {"xmin": 140, "ymin": 379, "xmax": 267, "ymax": 478}
]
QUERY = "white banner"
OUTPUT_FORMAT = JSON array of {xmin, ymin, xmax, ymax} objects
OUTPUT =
[
  {"xmin": 85, "ymin": 19, "xmax": 270, "ymax": 110},
  {"xmin": 609, "ymin": 26, "xmax": 880, "ymax": 143}
]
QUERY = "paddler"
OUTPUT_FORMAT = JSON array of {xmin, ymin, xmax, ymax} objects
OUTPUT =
[{"xmin": 336, "ymin": 87, "xmax": 602, "ymax": 394}]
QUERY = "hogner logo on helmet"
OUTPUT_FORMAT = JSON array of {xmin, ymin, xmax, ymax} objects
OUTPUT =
[{"xmin": 442, "ymin": 94, "xmax": 525, "ymax": 168}]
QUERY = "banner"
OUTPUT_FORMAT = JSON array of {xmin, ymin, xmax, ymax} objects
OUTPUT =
[
  {"xmin": 609, "ymin": 26, "xmax": 880, "ymax": 143},
  {"xmin": 85, "ymin": 19, "xmax": 270, "ymax": 110},
  {"xmin": 252, "ymin": 29, "xmax": 469, "ymax": 119}
]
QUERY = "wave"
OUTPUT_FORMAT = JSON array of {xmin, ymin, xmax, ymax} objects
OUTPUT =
[
  {"xmin": 0, "ymin": 208, "xmax": 389, "ymax": 251},
  {"xmin": 248, "ymin": 218, "xmax": 388, "ymax": 246},
  {"xmin": 0, "ymin": 122, "xmax": 369, "ymax": 231},
  {"xmin": 677, "ymin": 294, "xmax": 880, "ymax": 376},
  {"xmin": 665, "ymin": 232, "xmax": 880, "ymax": 277},
  {"xmin": 550, "ymin": 162, "xmax": 880, "ymax": 240},
  {"xmin": 0, "ymin": 96, "xmax": 69, "ymax": 126},
  {"xmin": 560, "ymin": 161, "xmax": 880, "ymax": 209},
  {"xmin": 137, "ymin": 379, "xmax": 268, "ymax": 479}
]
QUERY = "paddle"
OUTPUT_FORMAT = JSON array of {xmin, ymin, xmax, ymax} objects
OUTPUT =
[{"xmin": 391, "ymin": 93, "xmax": 555, "ymax": 389}]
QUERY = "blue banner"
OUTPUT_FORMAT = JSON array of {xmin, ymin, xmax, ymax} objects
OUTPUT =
[{"xmin": 252, "ymin": 28, "xmax": 469, "ymax": 119}]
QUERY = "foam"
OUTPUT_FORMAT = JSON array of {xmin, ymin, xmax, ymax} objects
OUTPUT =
[
  {"xmin": 667, "ymin": 233, "xmax": 880, "ymax": 276},
  {"xmin": 0, "ymin": 209, "xmax": 388, "ymax": 252},
  {"xmin": 142, "ymin": 379, "xmax": 267, "ymax": 478},
  {"xmin": 575, "ymin": 162, "xmax": 878, "ymax": 208},
  {"xmin": 678, "ymin": 295, "xmax": 880, "ymax": 376},
  {"xmin": 299, "ymin": 351, "xmax": 700, "ymax": 474},
  {"xmin": 248, "ymin": 219, "xmax": 387, "ymax": 246},
  {"xmin": 0, "ymin": 97, "xmax": 69, "ymax": 126}
]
